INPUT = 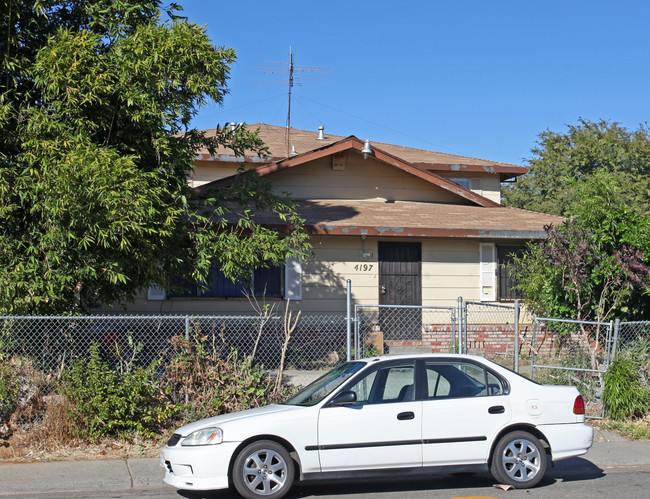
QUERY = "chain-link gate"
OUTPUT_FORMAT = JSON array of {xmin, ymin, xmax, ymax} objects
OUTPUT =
[
  {"xmin": 353, "ymin": 304, "xmax": 457, "ymax": 359},
  {"xmin": 529, "ymin": 317, "xmax": 614, "ymax": 418},
  {"xmin": 461, "ymin": 301, "xmax": 520, "ymax": 370}
]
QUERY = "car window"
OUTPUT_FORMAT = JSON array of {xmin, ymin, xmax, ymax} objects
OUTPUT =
[
  {"xmin": 486, "ymin": 370, "xmax": 505, "ymax": 396},
  {"xmin": 284, "ymin": 362, "xmax": 366, "ymax": 406},
  {"xmin": 347, "ymin": 362, "xmax": 415, "ymax": 404},
  {"xmin": 426, "ymin": 367, "xmax": 449, "ymax": 397},
  {"xmin": 425, "ymin": 361, "xmax": 504, "ymax": 398},
  {"xmin": 350, "ymin": 370, "xmax": 377, "ymax": 403}
]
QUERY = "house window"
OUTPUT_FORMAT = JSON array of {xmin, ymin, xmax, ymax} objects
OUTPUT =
[
  {"xmin": 497, "ymin": 246, "xmax": 525, "ymax": 300},
  {"xmin": 448, "ymin": 177, "xmax": 471, "ymax": 189},
  {"xmin": 169, "ymin": 262, "xmax": 284, "ymax": 298}
]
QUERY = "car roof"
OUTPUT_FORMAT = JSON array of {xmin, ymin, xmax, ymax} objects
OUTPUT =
[{"xmin": 356, "ymin": 353, "xmax": 491, "ymax": 363}]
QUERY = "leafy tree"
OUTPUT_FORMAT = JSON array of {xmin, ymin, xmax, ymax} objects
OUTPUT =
[
  {"xmin": 0, "ymin": 1, "xmax": 310, "ymax": 314},
  {"xmin": 513, "ymin": 172, "xmax": 650, "ymax": 323},
  {"xmin": 503, "ymin": 118, "xmax": 650, "ymax": 216}
]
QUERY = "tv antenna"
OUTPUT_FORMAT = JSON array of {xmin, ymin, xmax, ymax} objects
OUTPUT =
[{"xmin": 252, "ymin": 46, "xmax": 332, "ymax": 157}]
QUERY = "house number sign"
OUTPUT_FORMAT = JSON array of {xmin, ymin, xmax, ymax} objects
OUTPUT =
[{"xmin": 353, "ymin": 264, "xmax": 374, "ymax": 272}]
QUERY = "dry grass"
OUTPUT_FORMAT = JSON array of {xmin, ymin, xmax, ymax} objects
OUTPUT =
[
  {"xmin": 0, "ymin": 425, "xmax": 167, "ymax": 463},
  {"xmin": 1, "ymin": 391, "xmax": 168, "ymax": 464},
  {"xmin": 593, "ymin": 414, "xmax": 650, "ymax": 441}
]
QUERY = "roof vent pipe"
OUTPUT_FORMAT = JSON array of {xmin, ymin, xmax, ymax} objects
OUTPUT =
[
  {"xmin": 317, "ymin": 126, "xmax": 325, "ymax": 140},
  {"xmin": 361, "ymin": 139, "xmax": 373, "ymax": 159},
  {"xmin": 230, "ymin": 122, "xmax": 237, "ymax": 132},
  {"xmin": 290, "ymin": 145, "xmax": 298, "ymax": 156}
]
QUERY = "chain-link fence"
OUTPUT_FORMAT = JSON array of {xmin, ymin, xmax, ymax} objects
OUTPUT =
[
  {"xmin": 615, "ymin": 321, "xmax": 650, "ymax": 355},
  {"xmin": 529, "ymin": 317, "xmax": 614, "ymax": 418},
  {"xmin": 0, "ymin": 313, "xmax": 348, "ymax": 387},
  {"xmin": 461, "ymin": 301, "xmax": 519, "ymax": 369},
  {"xmin": 3, "ymin": 307, "xmax": 648, "ymax": 416},
  {"xmin": 354, "ymin": 305, "xmax": 457, "ymax": 358}
]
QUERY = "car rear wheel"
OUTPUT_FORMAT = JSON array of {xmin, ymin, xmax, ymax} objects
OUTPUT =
[
  {"xmin": 490, "ymin": 431, "xmax": 547, "ymax": 488},
  {"xmin": 232, "ymin": 440, "xmax": 295, "ymax": 499}
]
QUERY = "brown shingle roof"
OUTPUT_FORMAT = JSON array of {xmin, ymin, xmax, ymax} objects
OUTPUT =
[
  {"xmin": 247, "ymin": 199, "xmax": 564, "ymax": 240},
  {"xmin": 196, "ymin": 124, "xmax": 527, "ymax": 176}
]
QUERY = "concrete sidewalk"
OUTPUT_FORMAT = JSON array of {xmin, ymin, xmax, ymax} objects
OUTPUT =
[
  {"xmin": 1, "ymin": 429, "xmax": 649, "ymax": 496},
  {"xmin": 0, "ymin": 456, "xmax": 168, "ymax": 496}
]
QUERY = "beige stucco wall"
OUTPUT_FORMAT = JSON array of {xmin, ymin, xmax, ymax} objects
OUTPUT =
[
  {"xmin": 422, "ymin": 239, "xmax": 481, "ymax": 306},
  {"xmin": 189, "ymin": 161, "xmax": 240, "ymax": 187},
  {"xmin": 269, "ymin": 157, "xmax": 465, "ymax": 203},
  {"xmin": 436, "ymin": 173, "xmax": 501, "ymax": 204},
  {"xmin": 302, "ymin": 236, "xmax": 482, "ymax": 312},
  {"xmin": 116, "ymin": 235, "xmax": 486, "ymax": 316},
  {"xmin": 189, "ymin": 158, "xmax": 503, "ymax": 203}
]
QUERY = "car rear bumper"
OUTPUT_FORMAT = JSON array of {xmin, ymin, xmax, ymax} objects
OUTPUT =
[{"xmin": 538, "ymin": 423, "xmax": 594, "ymax": 462}]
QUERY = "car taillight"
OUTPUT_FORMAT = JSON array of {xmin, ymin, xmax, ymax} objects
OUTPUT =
[{"xmin": 573, "ymin": 395, "xmax": 585, "ymax": 415}]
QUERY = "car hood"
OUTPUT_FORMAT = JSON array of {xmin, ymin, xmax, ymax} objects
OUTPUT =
[{"xmin": 174, "ymin": 404, "xmax": 300, "ymax": 436}]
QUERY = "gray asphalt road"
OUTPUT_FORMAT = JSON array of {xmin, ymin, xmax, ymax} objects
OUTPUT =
[
  {"xmin": 2, "ymin": 429, "xmax": 649, "ymax": 499},
  {"xmin": 7, "ymin": 460, "xmax": 650, "ymax": 499}
]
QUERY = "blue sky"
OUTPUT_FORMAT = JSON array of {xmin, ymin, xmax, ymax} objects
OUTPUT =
[{"xmin": 179, "ymin": 0, "xmax": 649, "ymax": 166}]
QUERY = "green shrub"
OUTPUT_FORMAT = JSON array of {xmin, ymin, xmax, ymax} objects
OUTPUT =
[
  {"xmin": 0, "ymin": 356, "xmax": 20, "ymax": 423},
  {"xmin": 603, "ymin": 354, "xmax": 650, "ymax": 420},
  {"xmin": 164, "ymin": 334, "xmax": 291, "ymax": 422},
  {"xmin": 60, "ymin": 344, "xmax": 175, "ymax": 441}
]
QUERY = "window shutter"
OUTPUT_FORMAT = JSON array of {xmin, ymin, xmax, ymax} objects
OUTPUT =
[
  {"xmin": 284, "ymin": 257, "xmax": 302, "ymax": 300},
  {"xmin": 479, "ymin": 243, "xmax": 496, "ymax": 302},
  {"xmin": 147, "ymin": 284, "xmax": 166, "ymax": 301}
]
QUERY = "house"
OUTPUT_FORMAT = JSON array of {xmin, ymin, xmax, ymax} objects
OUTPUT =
[{"xmin": 136, "ymin": 123, "xmax": 563, "ymax": 316}]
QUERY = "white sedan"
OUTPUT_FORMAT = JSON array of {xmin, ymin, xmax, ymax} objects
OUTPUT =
[{"xmin": 161, "ymin": 354, "xmax": 593, "ymax": 498}]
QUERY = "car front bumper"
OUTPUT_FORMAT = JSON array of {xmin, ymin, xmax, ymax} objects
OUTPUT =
[
  {"xmin": 538, "ymin": 422, "xmax": 594, "ymax": 462},
  {"xmin": 160, "ymin": 441, "xmax": 240, "ymax": 491}
]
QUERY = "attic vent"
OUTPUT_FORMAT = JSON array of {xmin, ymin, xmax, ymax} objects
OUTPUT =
[
  {"xmin": 331, "ymin": 152, "xmax": 346, "ymax": 171},
  {"xmin": 317, "ymin": 126, "xmax": 325, "ymax": 140}
]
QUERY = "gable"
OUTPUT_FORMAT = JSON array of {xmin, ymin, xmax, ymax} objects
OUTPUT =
[
  {"xmin": 269, "ymin": 154, "xmax": 470, "ymax": 204},
  {"xmin": 196, "ymin": 136, "xmax": 500, "ymax": 208}
]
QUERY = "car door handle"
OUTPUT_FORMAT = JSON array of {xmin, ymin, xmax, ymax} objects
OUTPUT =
[
  {"xmin": 397, "ymin": 411, "xmax": 415, "ymax": 420},
  {"xmin": 488, "ymin": 405, "xmax": 505, "ymax": 414}
]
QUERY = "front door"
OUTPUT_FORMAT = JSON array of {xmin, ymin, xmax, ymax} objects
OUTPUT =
[{"xmin": 378, "ymin": 242, "xmax": 422, "ymax": 340}]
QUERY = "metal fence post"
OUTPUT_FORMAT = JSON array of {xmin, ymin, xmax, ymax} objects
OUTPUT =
[
  {"xmin": 457, "ymin": 297, "xmax": 463, "ymax": 354},
  {"xmin": 346, "ymin": 280, "xmax": 352, "ymax": 362},
  {"xmin": 514, "ymin": 299, "xmax": 520, "ymax": 373},
  {"xmin": 354, "ymin": 306, "xmax": 360, "ymax": 360},
  {"xmin": 451, "ymin": 307, "xmax": 457, "ymax": 354},
  {"xmin": 530, "ymin": 318, "xmax": 537, "ymax": 379},
  {"xmin": 463, "ymin": 301, "xmax": 469, "ymax": 354},
  {"xmin": 610, "ymin": 319, "xmax": 620, "ymax": 366},
  {"xmin": 184, "ymin": 316, "xmax": 190, "ymax": 404}
]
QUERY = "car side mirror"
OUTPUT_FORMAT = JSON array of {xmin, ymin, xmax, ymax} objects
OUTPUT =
[{"xmin": 328, "ymin": 390, "xmax": 357, "ymax": 407}]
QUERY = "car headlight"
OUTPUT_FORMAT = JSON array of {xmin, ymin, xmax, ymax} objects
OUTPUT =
[{"xmin": 181, "ymin": 427, "xmax": 223, "ymax": 446}]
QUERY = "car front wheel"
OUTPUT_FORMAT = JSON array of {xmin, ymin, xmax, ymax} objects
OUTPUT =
[
  {"xmin": 490, "ymin": 431, "xmax": 547, "ymax": 488},
  {"xmin": 232, "ymin": 440, "xmax": 295, "ymax": 499}
]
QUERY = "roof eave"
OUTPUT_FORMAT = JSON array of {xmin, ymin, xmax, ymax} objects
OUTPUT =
[
  {"xmin": 307, "ymin": 225, "xmax": 547, "ymax": 239},
  {"xmin": 413, "ymin": 162, "xmax": 528, "ymax": 177}
]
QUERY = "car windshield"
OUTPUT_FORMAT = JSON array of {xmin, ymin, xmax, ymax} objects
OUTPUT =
[{"xmin": 283, "ymin": 362, "xmax": 366, "ymax": 406}]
